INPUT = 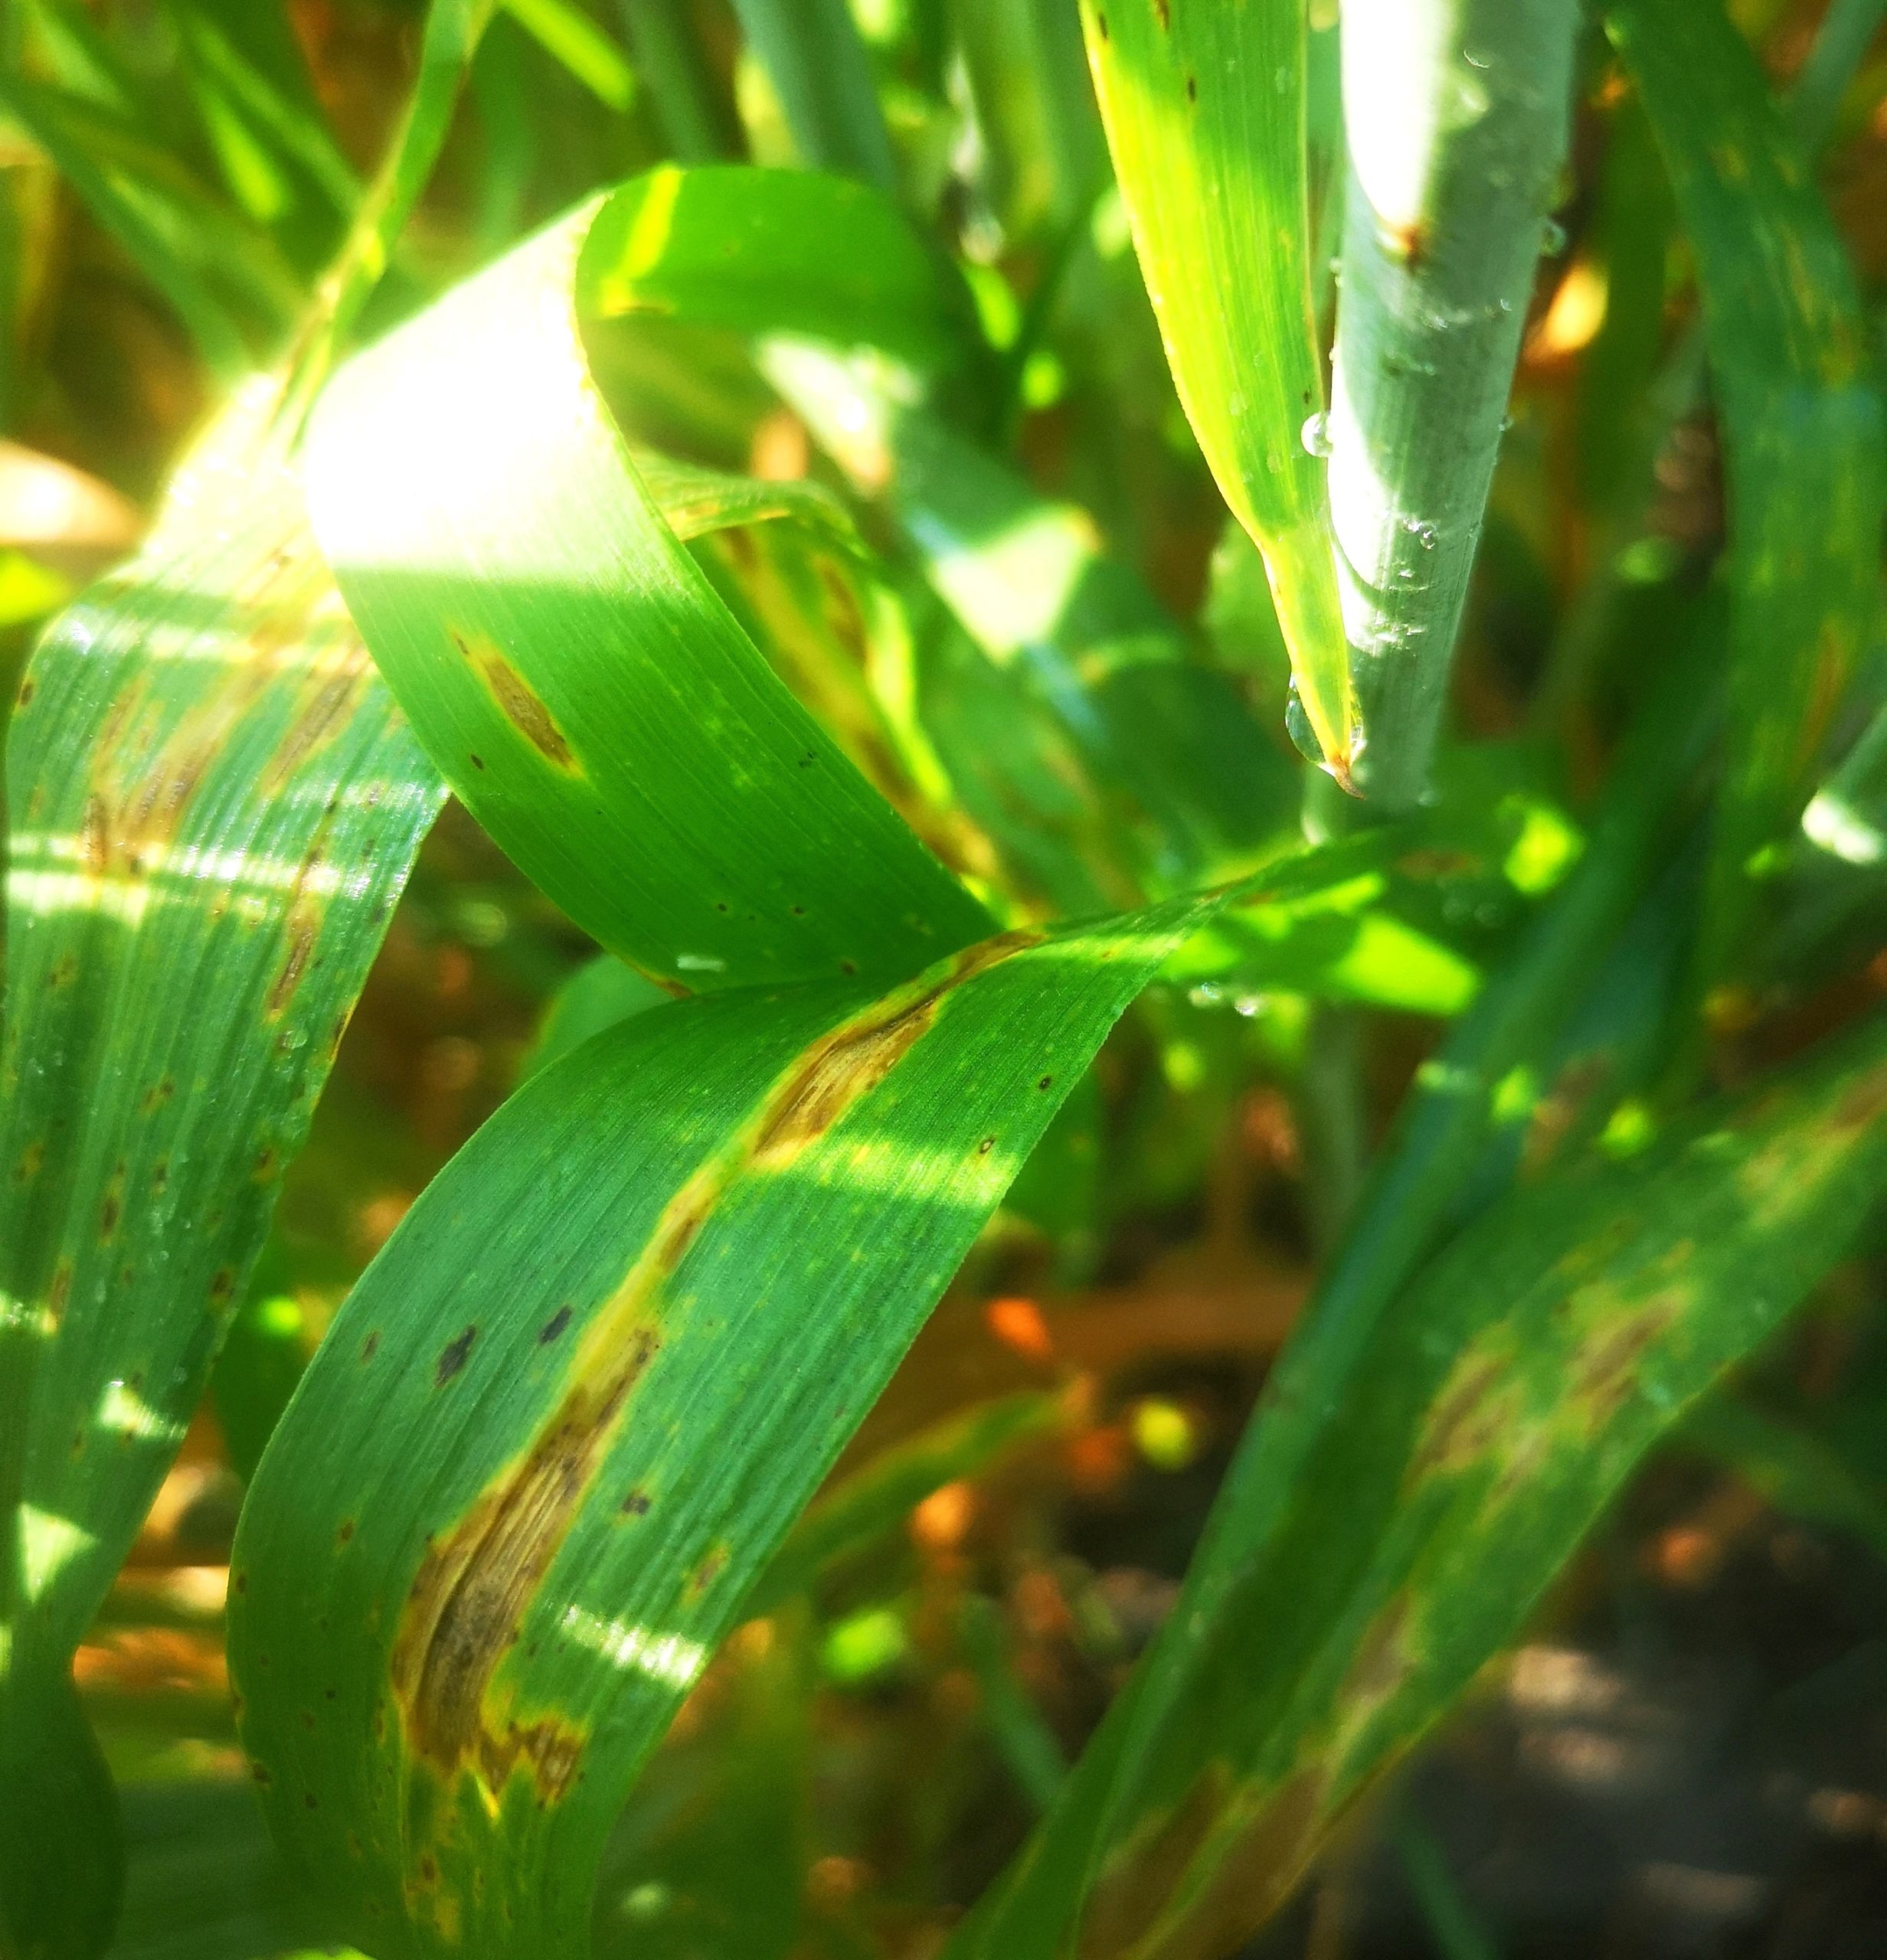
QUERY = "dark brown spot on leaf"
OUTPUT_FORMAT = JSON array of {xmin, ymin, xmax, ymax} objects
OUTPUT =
[
  {"xmin": 538, "ymin": 1305, "xmax": 572, "ymax": 1344},
  {"xmin": 436, "ymin": 1327, "xmax": 477, "ymax": 1386}
]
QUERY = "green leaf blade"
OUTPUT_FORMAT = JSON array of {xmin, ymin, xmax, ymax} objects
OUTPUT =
[
  {"xmin": 1078, "ymin": 0, "xmax": 1355, "ymax": 779},
  {"xmin": 1609, "ymin": 0, "xmax": 1887, "ymax": 997},
  {"xmin": 303, "ymin": 191, "xmax": 995, "ymax": 995},
  {"xmin": 0, "ymin": 451, "xmax": 443, "ymax": 1958},
  {"xmin": 228, "ymin": 900, "xmax": 1212, "ymax": 1957}
]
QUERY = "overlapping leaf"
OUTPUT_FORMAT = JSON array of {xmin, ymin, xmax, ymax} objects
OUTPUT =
[{"xmin": 227, "ymin": 170, "xmax": 1552, "ymax": 1955}]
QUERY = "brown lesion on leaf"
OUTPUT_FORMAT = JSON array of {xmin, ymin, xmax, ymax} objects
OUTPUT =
[
  {"xmin": 435, "ymin": 1326, "xmax": 478, "ymax": 1387},
  {"xmin": 14, "ymin": 1139, "xmax": 44, "ymax": 1185},
  {"xmin": 448, "ymin": 628, "xmax": 580, "ymax": 772},
  {"xmin": 1405, "ymin": 1345, "xmax": 1516, "ymax": 1486},
  {"xmin": 267, "ymin": 903, "xmax": 321, "ymax": 1017},
  {"xmin": 80, "ymin": 795, "xmax": 110, "ymax": 878},
  {"xmin": 1080, "ymin": 1757, "xmax": 1333, "ymax": 1960},
  {"xmin": 751, "ymin": 928, "xmax": 1038, "ymax": 1173},
  {"xmin": 47, "ymin": 1258, "xmax": 73, "ymax": 1325},
  {"xmin": 1140, "ymin": 1767, "xmax": 1330, "ymax": 1960},
  {"xmin": 1566, "ymin": 1283, "xmax": 1687, "ymax": 1425},
  {"xmin": 391, "ymin": 1319, "xmax": 662, "ymax": 1803},
  {"xmin": 388, "ymin": 925, "xmax": 1040, "ymax": 1820},
  {"xmin": 1152, "ymin": 0, "xmax": 1169, "ymax": 28},
  {"xmin": 99, "ymin": 1161, "xmax": 126, "ymax": 1240},
  {"xmin": 685, "ymin": 1542, "xmax": 728, "ymax": 1598},
  {"xmin": 1832, "ymin": 1057, "xmax": 1887, "ymax": 1135},
  {"xmin": 261, "ymin": 664, "xmax": 371, "ymax": 792}
]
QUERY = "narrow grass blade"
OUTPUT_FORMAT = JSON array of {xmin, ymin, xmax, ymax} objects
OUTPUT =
[
  {"xmin": 1077, "ymin": 0, "xmax": 1355, "ymax": 781},
  {"xmin": 955, "ymin": 1008, "xmax": 1887, "ymax": 1958},
  {"xmin": 1326, "ymin": 0, "xmax": 1580, "ymax": 808},
  {"xmin": 1608, "ymin": 0, "xmax": 1886, "ymax": 1001},
  {"xmin": 615, "ymin": 0, "xmax": 741, "ymax": 162},
  {"xmin": 276, "ymin": 0, "xmax": 500, "ymax": 433},
  {"xmin": 0, "ymin": 74, "xmax": 276, "ymax": 374},
  {"xmin": 168, "ymin": 0, "xmax": 360, "ymax": 247},
  {"xmin": 750, "ymin": 1390, "xmax": 1068, "ymax": 1612},
  {"xmin": 0, "ymin": 448, "xmax": 442, "ymax": 1960}
]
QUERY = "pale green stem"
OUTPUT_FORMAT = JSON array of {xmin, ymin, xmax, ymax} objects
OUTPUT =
[{"xmin": 1326, "ymin": 0, "xmax": 1579, "ymax": 809}]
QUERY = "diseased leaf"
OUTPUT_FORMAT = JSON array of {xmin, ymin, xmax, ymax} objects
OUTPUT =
[
  {"xmin": 953, "ymin": 1009, "xmax": 1887, "ymax": 1958},
  {"xmin": 1607, "ymin": 0, "xmax": 1886, "ymax": 997},
  {"xmin": 0, "ymin": 448, "xmax": 443, "ymax": 1958},
  {"xmin": 1077, "ymin": 0, "xmax": 1355, "ymax": 779},
  {"xmin": 229, "ymin": 897, "xmax": 1215, "ymax": 1956},
  {"xmin": 949, "ymin": 620, "xmax": 1728, "ymax": 1957},
  {"xmin": 304, "ymin": 188, "xmax": 996, "ymax": 995}
]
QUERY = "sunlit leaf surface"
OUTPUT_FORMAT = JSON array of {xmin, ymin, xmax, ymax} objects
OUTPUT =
[
  {"xmin": 1077, "ymin": 0, "xmax": 1355, "ymax": 778},
  {"xmin": 0, "ymin": 435, "xmax": 443, "ymax": 1955}
]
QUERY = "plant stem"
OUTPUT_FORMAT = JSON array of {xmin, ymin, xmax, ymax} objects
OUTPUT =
[{"xmin": 1327, "ymin": 0, "xmax": 1580, "ymax": 809}]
